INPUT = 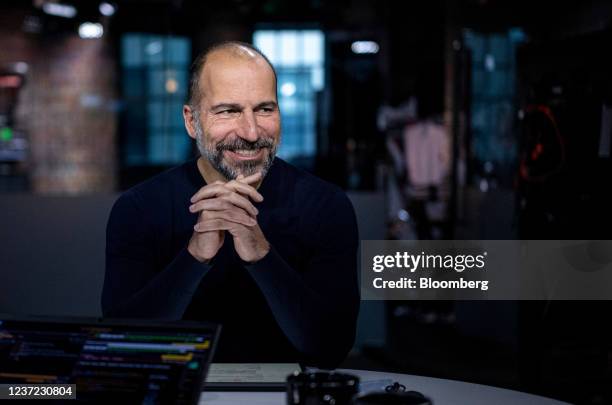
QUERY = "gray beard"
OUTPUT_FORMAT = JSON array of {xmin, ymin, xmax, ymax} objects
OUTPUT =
[{"xmin": 193, "ymin": 111, "xmax": 277, "ymax": 180}]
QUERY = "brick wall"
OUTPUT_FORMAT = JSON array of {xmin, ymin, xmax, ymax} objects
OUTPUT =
[{"xmin": 1, "ymin": 8, "xmax": 117, "ymax": 194}]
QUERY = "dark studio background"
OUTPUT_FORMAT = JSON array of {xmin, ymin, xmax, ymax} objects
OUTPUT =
[{"xmin": 1, "ymin": 1, "xmax": 611, "ymax": 404}]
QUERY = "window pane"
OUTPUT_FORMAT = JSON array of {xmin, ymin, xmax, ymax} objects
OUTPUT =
[
  {"xmin": 148, "ymin": 101, "xmax": 185, "ymax": 129},
  {"xmin": 122, "ymin": 69, "xmax": 145, "ymax": 98},
  {"xmin": 254, "ymin": 31, "xmax": 276, "ymax": 63},
  {"xmin": 121, "ymin": 36, "xmax": 143, "ymax": 67},
  {"xmin": 144, "ymin": 36, "xmax": 164, "ymax": 65},
  {"xmin": 166, "ymin": 37, "xmax": 190, "ymax": 64},
  {"xmin": 303, "ymin": 31, "xmax": 323, "ymax": 65},
  {"xmin": 122, "ymin": 33, "xmax": 191, "ymax": 165},
  {"xmin": 148, "ymin": 134, "xmax": 169, "ymax": 164},
  {"xmin": 279, "ymin": 31, "xmax": 299, "ymax": 66},
  {"xmin": 148, "ymin": 69, "xmax": 165, "ymax": 96},
  {"xmin": 311, "ymin": 66, "xmax": 324, "ymax": 91},
  {"xmin": 148, "ymin": 133, "xmax": 191, "ymax": 164},
  {"xmin": 490, "ymin": 35, "xmax": 510, "ymax": 65}
]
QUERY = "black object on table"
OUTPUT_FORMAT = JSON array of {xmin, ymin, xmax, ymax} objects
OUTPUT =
[{"xmin": 286, "ymin": 371, "xmax": 360, "ymax": 404}]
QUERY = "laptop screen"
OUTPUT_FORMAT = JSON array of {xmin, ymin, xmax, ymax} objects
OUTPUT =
[{"xmin": 0, "ymin": 317, "xmax": 220, "ymax": 404}]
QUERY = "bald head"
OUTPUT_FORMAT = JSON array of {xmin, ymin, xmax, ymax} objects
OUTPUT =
[{"xmin": 187, "ymin": 41, "xmax": 277, "ymax": 108}]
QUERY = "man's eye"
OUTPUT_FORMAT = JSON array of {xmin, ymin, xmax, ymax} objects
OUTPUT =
[{"xmin": 218, "ymin": 110, "xmax": 236, "ymax": 115}]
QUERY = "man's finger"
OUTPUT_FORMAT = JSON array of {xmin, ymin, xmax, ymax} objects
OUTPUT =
[
  {"xmin": 198, "ymin": 209, "xmax": 256, "ymax": 227},
  {"xmin": 236, "ymin": 172, "xmax": 262, "ymax": 185},
  {"xmin": 189, "ymin": 195, "xmax": 259, "ymax": 217},
  {"xmin": 220, "ymin": 192, "xmax": 261, "ymax": 215},
  {"xmin": 194, "ymin": 218, "xmax": 249, "ymax": 233},
  {"xmin": 191, "ymin": 181, "xmax": 263, "ymax": 204},
  {"xmin": 225, "ymin": 179, "xmax": 264, "ymax": 202}
]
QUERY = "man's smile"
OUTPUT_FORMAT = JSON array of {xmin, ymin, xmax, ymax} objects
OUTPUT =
[{"xmin": 224, "ymin": 148, "xmax": 266, "ymax": 160}]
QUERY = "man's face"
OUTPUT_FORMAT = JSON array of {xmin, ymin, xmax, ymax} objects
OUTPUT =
[{"xmin": 190, "ymin": 52, "xmax": 280, "ymax": 180}]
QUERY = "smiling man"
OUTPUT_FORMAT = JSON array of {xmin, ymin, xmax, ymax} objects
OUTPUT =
[{"xmin": 102, "ymin": 42, "xmax": 359, "ymax": 368}]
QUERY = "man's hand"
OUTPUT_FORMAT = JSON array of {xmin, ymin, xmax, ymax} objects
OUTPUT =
[{"xmin": 187, "ymin": 173, "xmax": 270, "ymax": 263}]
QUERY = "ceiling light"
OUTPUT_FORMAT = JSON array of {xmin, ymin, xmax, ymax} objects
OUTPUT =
[
  {"xmin": 485, "ymin": 54, "xmax": 495, "ymax": 72},
  {"xmin": 99, "ymin": 2, "xmax": 116, "ymax": 17},
  {"xmin": 146, "ymin": 41, "xmax": 163, "ymax": 55},
  {"xmin": 78, "ymin": 22, "xmax": 103, "ymax": 39},
  {"xmin": 13, "ymin": 62, "xmax": 29, "ymax": 75},
  {"xmin": 280, "ymin": 82, "xmax": 296, "ymax": 97},
  {"xmin": 351, "ymin": 41, "xmax": 379, "ymax": 54},
  {"xmin": 42, "ymin": 2, "xmax": 77, "ymax": 18},
  {"xmin": 165, "ymin": 78, "xmax": 178, "ymax": 94}
]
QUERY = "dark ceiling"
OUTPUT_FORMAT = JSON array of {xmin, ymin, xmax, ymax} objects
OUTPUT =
[{"xmin": 2, "ymin": 0, "xmax": 611, "ymax": 41}]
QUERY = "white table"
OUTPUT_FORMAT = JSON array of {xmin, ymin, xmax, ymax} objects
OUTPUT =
[{"xmin": 199, "ymin": 369, "xmax": 569, "ymax": 404}]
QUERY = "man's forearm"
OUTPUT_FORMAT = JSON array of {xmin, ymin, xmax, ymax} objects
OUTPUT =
[
  {"xmin": 244, "ymin": 246, "xmax": 359, "ymax": 367},
  {"xmin": 102, "ymin": 247, "xmax": 211, "ymax": 319}
]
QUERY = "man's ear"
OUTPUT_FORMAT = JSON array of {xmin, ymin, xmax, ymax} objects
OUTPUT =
[{"xmin": 183, "ymin": 105, "xmax": 197, "ymax": 140}]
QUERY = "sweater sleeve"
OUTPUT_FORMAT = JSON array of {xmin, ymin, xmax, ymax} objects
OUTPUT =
[
  {"xmin": 102, "ymin": 191, "xmax": 211, "ymax": 319},
  {"xmin": 244, "ymin": 190, "xmax": 360, "ymax": 368}
]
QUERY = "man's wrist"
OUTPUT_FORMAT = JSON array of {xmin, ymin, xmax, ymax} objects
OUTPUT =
[
  {"xmin": 243, "ymin": 241, "xmax": 271, "ymax": 264},
  {"xmin": 187, "ymin": 243, "xmax": 213, "ymax": 264}
]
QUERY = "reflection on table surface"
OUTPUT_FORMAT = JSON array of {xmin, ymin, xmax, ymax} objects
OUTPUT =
[{"xmin": 200, "ymin": 368, "xmax": 570, "ymax": 405}]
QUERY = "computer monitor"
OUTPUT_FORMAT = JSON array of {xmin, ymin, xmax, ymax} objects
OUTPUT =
[{"xmin": 0, "ymin": 316, "xmax": 220, "ymax": 404}]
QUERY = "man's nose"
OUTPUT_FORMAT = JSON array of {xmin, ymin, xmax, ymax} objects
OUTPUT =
[{"xmin": 237, "ymin": 110, "xmax": 259, "ymax": 142}]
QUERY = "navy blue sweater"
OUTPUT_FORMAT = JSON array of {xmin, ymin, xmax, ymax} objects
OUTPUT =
[{"xmin": 102, "ymin": 158, "xmax": 359, "ymax": 367}]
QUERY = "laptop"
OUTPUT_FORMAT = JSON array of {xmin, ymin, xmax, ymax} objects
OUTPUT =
[{"xmin": 0, "ymin": 315, "xmax": 220, "ymax": 404}]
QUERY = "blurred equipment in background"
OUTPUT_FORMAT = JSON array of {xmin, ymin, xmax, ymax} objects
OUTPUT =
[
  {"xmin": 402, "ymin": 118, "xmax": 450, "ymax": 239},
  {"xmin": 286, "ymin": 371, "xmax": 360, "ymax": 405},
  {"xmin": 379, "ymin": 98, "xmax": 451, "ymax": 240},
  {"xmin": 516, "ymin": 30, "xmax": 612, "ymax": 239},
  {"xmin": 0, "ymin": 62, "xmax": 29, "ymax": 191}
]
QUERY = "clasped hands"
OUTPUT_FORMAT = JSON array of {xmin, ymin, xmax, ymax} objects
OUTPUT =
[{"xmin": 187, "ymin": 172, "xmax": 270, "ymax": 264}]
